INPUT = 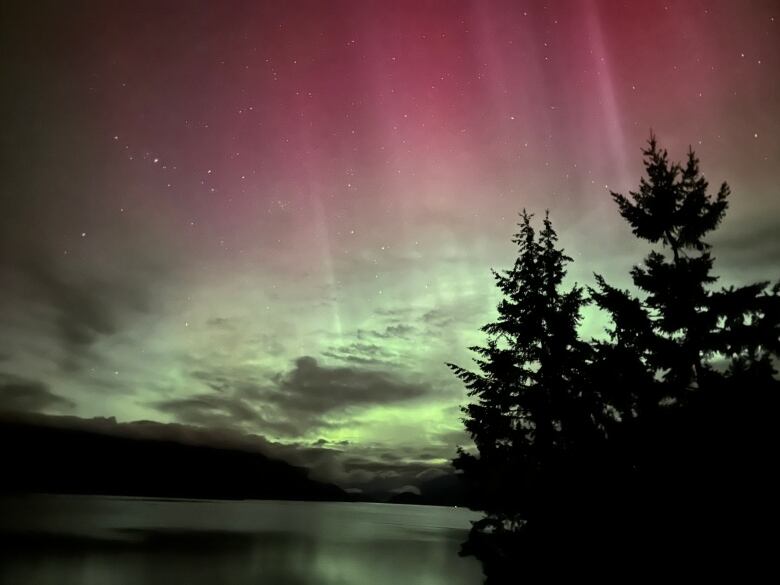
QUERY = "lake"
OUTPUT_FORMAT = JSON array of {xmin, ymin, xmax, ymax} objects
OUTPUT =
[{"xmin": 0, "ymin": 495, "xmax": 484, "ymax": 585}]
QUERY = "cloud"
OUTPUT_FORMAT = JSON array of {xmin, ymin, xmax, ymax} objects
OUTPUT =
[
  {"xmin": 26, "ymin": 258, "xmax": 152, "ymax": 369},
  {"xmin": 0, "ymin": 247, "xmax": 163, "ymax": 374},
  {"xmin": 711, "ymin": 220, "xmax": 780, "ymax": 277},
  {"xmin": 380, "ymin": 324, "xmax": 416, "ymax": 338},
  {"xmin": 322, "ymin": 323, "xmax": 418, "ymax": 366},
  {"xmin": 270, "ymin": 356, "xmax": 429, "ymax": 414},
  {"xmin": 152, "ymin": 374, "xmax": 281, "ymax": 435},
  {"xmin": 356, "ymin": 324, "xmax": 417, "ymax": 340},
  {"xmin": 145, "ymin": 356, "xmax": 467, "ymax": 491},
  {"xmin": 422, "ymin": 308, "xmax": 456, "ymax": 329},
  {"xmin": 322, "ymin": 342, "xmax": 397, "ymax": 366},
  {"xmin": 375, "ymin": 307, "xmax": 416, "ymax": 318},
  {"xmin": 156, "ymin": 395, "xmax": 257, "ymax": 425},
  {"xmin": 0, "ymin": 373, "xmax": 75, "ymax": 413},
  {"xmin": 156, "ymin": 356, "xmax": 432, "ymax": 439}
]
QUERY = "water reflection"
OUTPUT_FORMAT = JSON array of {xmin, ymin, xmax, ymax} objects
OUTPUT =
[{"xmin": 0, "ymin": 495, "xmax": 483, "ymax": 585}]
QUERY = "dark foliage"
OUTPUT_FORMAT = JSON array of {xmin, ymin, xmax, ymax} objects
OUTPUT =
[
  {"xmin": 448, "ymin": 211, "xmax": 607, "ymax": 576},
  {"xmin": 453, "ymin": 136, "xmax": 779, "ymax": 581}
]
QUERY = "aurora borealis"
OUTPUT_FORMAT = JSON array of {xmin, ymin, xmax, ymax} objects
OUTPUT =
[{"xmin": 1, "ymin": 0, "xmax": 778, "ymax": 492}]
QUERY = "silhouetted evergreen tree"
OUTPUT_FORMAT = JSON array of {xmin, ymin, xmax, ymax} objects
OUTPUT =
[
  {"xmin": 591, "ymin": 134, "xmax": 780, "ymax": 561},
  {"xmin": 453, "ymin": 136, "xmax": 779, "ymax": 580},
  {"xmin": 449, "ymin": 212, "xmax": 604, "ymax": 580}
]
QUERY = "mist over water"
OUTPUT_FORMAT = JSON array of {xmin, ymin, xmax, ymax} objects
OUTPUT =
[{"xmin": 0, "ymin": 495, "xmax": 482, "ymax": 585}]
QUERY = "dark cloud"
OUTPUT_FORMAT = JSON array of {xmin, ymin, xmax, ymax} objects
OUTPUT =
[
  {"xmin": 23, "ymin": 257, "xmax": 152, "ymax": 371},
  {"xmin": 356, "ymin": 324, "xmax": 416, "ymax": 340},
  {"xmin": 422, "ymin": 308, "xmax": 456, "ymax": 329},
  {"xmin": 0, "ymin": 373, "xmax": 74, "ymax": 413},
  {"xmin": 0, "ymin": 246, "xmax": 165, "ymax": 374},
  {"xmin": 155, "ymin": 369, "xmax": 304, "ymax": 436},
  {"xmin": 711, "ymin": 220, "xmax": 780, "ymax": 277},
  {"xmin": 321, "ymin": 342, "xmax": 397, "ymax": 366},
  {"xmin": 271, "ymin": 356, "xmax": 429, "ymax": 414},
  {"xmin": 321, "ymin": 323, "xmax": 417, "ymax": 364},
  {"xmin": 381, "ymin": 324, "xmax": 416, "ymax": 338},
  {"xmin": 155, "ymin": 392, "xmax": 303, "ymax": 438},
  {"xmin": 189, "ymin": 372, "xmax": 266, "ymax": 400},
  {"xmin": 156, "ymin": 356, "xmax": 467, "ymax": 492},
  {"xmin": 157, "ymin": 395, "xmax": 257, "ymax": 425},
  {"xmin": 374, "ymin": 307, "xmax": 416, "ymax": 318},
  {"xmin": 157, "ymin": 356, "xmax": 432, "ymax": 438},
  {"xmin": 146, "ymin": 355, "xmax": 464, "ymax": 491}
]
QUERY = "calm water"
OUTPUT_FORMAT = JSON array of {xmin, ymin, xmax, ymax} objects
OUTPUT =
[{"xmin": 0, "ymin": 495, "xmax": 483, "ymax": 585}]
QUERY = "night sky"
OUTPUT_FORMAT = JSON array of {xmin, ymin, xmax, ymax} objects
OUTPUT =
[{"xmin": 1, "ymin": 0, "xmax": 778, "ymax": 493}]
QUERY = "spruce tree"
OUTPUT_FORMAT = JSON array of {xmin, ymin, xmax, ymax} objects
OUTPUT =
[
  {"xmin": 592, "ymin": 134, "xmax": 780, "ymax": 556},
  {"xmin": 449, "ymin": 211, "xmax": 599, "ymax": 578},
  {"xmin": 452, "ymin": 136, "xmax": 778, "ymax": 578}
]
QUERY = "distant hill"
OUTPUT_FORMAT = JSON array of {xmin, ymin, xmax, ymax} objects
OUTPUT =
[
  {"xmin": 0, "ymin": 419, "xmax": 347, "ymax": 502},
  {"xmin": 387, "ymin": 472, "xmax": 470, "ymax": 507}
]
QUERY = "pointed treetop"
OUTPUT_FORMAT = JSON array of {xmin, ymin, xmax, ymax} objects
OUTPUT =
[{"xmin": 611, "ymin": 133, "xmax": 729, "ymax": 255}]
